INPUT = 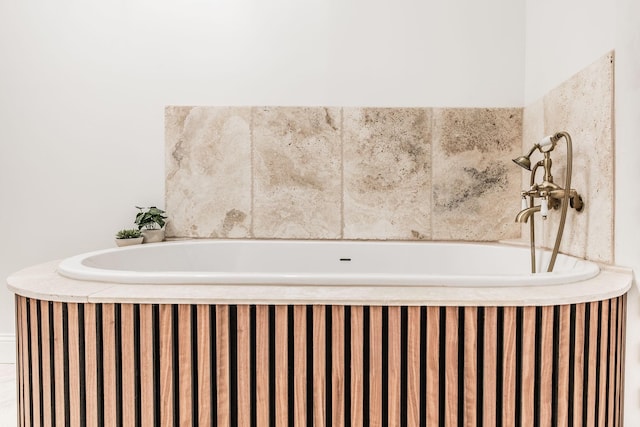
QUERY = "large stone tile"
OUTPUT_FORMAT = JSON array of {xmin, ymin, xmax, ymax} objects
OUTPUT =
[
  {"xmin": 253, "ymin": 107, "xmax": 342, "ymax": 238},
  {"xmin": 343, "ymin": 108, "xmax": 432, "ymax": 239},
  {"xmin": 165, "ymin": 106, "xmax": 252, "ymax": 238},
  {"xmin": 541, "ymin": 52, "xmax": 614, "ymax": 263},
  {"xmin": 432, "ymin": 108, "xmax": 523, "ymax": 240}
]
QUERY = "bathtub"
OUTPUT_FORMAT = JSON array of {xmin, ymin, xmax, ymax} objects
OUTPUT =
[
  {"xmin": 56, "ymin": 240, "xmax": 601, "ymax": 287},
  {"xmin": 7, "ymin": 240, "xmax": 632, "ymax": 426}
]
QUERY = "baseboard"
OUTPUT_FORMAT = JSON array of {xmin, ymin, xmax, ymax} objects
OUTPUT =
[{"xmin": 0, "ymin": 334, "xmax": 16, "ymax": 364}]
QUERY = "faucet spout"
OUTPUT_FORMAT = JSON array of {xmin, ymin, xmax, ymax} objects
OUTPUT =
[{"xmin": 515, "ymin": 205, "xmax": 541, "ymax": 223}]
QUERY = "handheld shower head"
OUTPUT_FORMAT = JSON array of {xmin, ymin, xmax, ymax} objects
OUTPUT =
[
  {"xmin": 512, "ymin": 133, "xmax": 562, "ymax": 171},
  {"xmin": 512, "ymin": 144, "xmax": 537, "ymax": 171}
]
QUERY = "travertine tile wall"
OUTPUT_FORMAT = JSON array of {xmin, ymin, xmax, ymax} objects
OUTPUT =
[
  {"xmin": 166, "ymin": 106, "xmax": 522, "ymax": 241},
  {"xmin": 521, "ymin": 52, "xmax": 614, "ymax": 263}
]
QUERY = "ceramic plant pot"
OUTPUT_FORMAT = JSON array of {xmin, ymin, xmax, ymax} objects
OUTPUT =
[
  {"xmin": 141, "ymin": 228, "xmax": 165, "ymax": 243},
  {"xmin": 115, "ymin": 237, "xmax": 144, "ymax": 247}
]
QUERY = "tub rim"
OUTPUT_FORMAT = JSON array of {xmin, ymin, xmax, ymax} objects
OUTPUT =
[{"xmin": 6, "ymin": 242, "xmax": 632, "ymax": 307}]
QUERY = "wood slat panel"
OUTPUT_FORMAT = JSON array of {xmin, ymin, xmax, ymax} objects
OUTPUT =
[
  {"xmin": 464, "ymin": 307, "xmax": 477, "ymax": 427},
  {"xmin": 196, "ymin": 305, "xmax": 212, "ymax": 426},
  {"xmin": 331, "ymin": 306, "xmax": 345, "ymax": 427},
  {"xmin": 237, "ymin": 305, "xmax": 251, "ymax": 427},
  {"xmin": 407, "ymin": 307, "xmax": 421, "ymax": 427},
  {"xmin": 502, "ymin": 307, "xmax": 517, "ymax": 425},
  {"xmin": 350, "ymin": 306, "xmax": 363, "ymax": 427},
  {"xmin": 177, "ymin": 305, "xmax": 192, "ymax": 427},
  {"xmin": 14, "ymin": 298, "xmax": 628, "ymax": 427},
  {"xmin": 369, "ymin": 307, "xmax": 382, "ymax": 427},
  {"xmin": 120, "ymin": 304, "xmax": 136, "ymax": 427},
  {"xmin": 159, "ymin": 304, "xmax": 174, "ymax": 427},
  {"xmin": 426, "ymin": 306, "xmax": 440, "ymax": 426},
  {"xmin": 67, "ymin": 304, "xmax": 81, "ymax": 427},
  {"xmin": 444, "ymin": 306, "xmax": 458, "ymax": 427},
  {"xmin": 139, "ymin": 305, "xmax": 155, "ymax": 427},
  {"xmin": 483, "ymin": 307, "xmax": 497, "ymax": 427},
  {"xmin": 53, "ymin": 302, "xmax": 65, "ymax": 427},
  {"xmin": 216, "ymin": 305, "xmax": 230, "ymax": 427},
  {"xmin": 83, "ymin": 304, "xmax": 97, "ymax": 427},
  {"xmin": 275, "ymin": 306, "xmax": 288, "ymax": 426},
  {"xmin": 255, "ymin": 306, "xmax": 270, "ymax": 427},
  {"xmin": 313, "ymin": 306, "xmax": 326, "ymax": 427}
]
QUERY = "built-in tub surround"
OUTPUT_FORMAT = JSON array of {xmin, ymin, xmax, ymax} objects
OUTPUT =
[
  {"xmin": 8, "ymin": 241, "xmax": 631, "ymax": 426},
  {"xmin": 166, "ymin": 106, "xmax": 522, "ymax": 241},
  {"xmin": 522, "ymin": 51, "xmax": 614, "ymax": 263}
]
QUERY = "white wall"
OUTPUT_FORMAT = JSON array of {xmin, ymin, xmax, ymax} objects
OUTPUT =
[
  {"xmin": 524, "ymin": 0, "xmax": 615, "ymax": 103},
  {"xmin": 525, "ymin": 0, "xmax": 640, "ymax": 422},
  {"xmin": 0, "ymin": 0, "xmax": 525, "ymax": 361}
]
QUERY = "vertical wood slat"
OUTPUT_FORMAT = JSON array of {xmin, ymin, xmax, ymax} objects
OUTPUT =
[
  {"xmin": 539, "ymin": 306, "xmax": 554, "ymax": 425},
  {"xmin": 388, "ymin": 306, "xmax": 402, "ymax": 426},
  {"xmin": 313, "ymin": 306, "xmax": 326, "ymax": 427},
  {"xmin": 275, "ymin": 306, "xmax": 288, "ymax": 426},
  {"xmin": 159, "ymin": 304, "xmax": 174, "ymax": 427},
  {"xmin": 598, "ymin": 300, "xmax": 611, "ymax": 426},
  {"xmin": 216, "ymin": 305, "xmax": 230, "ymax": 427},
  {"xmin": 502, "ymin": 307, "xmax": 517, "ymax": 425},
  {"xmin": 425, "ymin": 306, "xmax": 440, "ymax": 426},
  {"xmin": 586, "ymin": 302, "xmax": 599, "ymax": 427},
  {"xmin": 464, "ymin": 307, "xmax": 477, "ymax": 427},
  {"xmin": 67, "ymin": 303, "xmax": 81, "ymax": 427},
  {"xmin": 40, "ymin": 301, "xmax": 53, "ymax": 427},
  {"xmin": 294, "ymin": 305, "xmax": 308, "ymax": 427},
  {"xmin": 177, "ymin": 305, "xmax": 192, "ymax": 427},
  {"xmin": 557, "ymin": 305, "xmax": 571, "ymax": 425},
  {"xmin": 369, "ymin": 307, "xmax": 382, "ymax": 427},
  {"xmin": 255, "ymin": 306, "xmax": 270, "ymax": 427},
  {"xmin": 572, "ymin": 303, "xmax": 586, "ymax": 426},
  {"xmin": 16, "ymin": 297, "xmax": 25, "ymax": 427},
  {"xmin": 331, "ymin": 306, "xmax": 345, "ymax": 427},
  {"xmin": 607, "ymin": 299, "xmax": 618, "ymax": 427},
  {"xmin": 120, "ymin": 304, "xmax": 136, "ymax": 427},
  {"xmin": 29, "ymin": 300, "xmax": 41, "ymax": 427},
  {"xmin": 103, "ymin": 304, "xmax": 117, "ymax": 427},
  {"xmin": 444, "ymin": 306, "xmax": 458, "ymax": 427},
  {"xmin": 349, "ymin": 306, "xmax": 363, "ymax": 427},
  {"xmin": 83, "ymin": 304, "xmax": 97, "ymax": 427},
  {"xmin": 196, "ymin": 305, "xmax": 212, "ymax": 427},
  {"xmin": 520, "ymin": 306, "xmax": 536, "ymax": 424},
  {"xmin": 407, "ymin": 307, "xmax": 421, "ymax": 427},
  {"xmin": 53, "ymin": 302, "xmax": 65, "ymax": 427},
  {"xmin": 237, "ymin": 305, "xmax": 251, "ymax": 427},
  {"xmin": 139, "ymin": 305, "xmax": 154, "ymax": 427},
  {"xmin": 483, "ymin": 307, "xmax": 497, "ymax": 427}
]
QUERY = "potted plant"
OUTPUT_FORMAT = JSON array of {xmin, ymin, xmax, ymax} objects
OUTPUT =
[
  {"xmin": 114, "ymin": 229, "xmax": 143, "ymax": 247},
  {"xmin": 135, "ymin": 206, "xmax": 168, "ymax": 243}
]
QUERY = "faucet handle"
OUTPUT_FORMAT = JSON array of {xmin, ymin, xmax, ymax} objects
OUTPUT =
[
  {"xmin": 521, "ymin": 196, "xmax": 528, "ymax": 210},
  {"xmin": 541, "ymin": 198, "xmax": 549, "ymax": 219}
]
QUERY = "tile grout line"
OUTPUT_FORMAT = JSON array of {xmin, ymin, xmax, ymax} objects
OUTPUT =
[{"xmin": 340, "ymin": 107, "xmax": 345, "ymax": 240}]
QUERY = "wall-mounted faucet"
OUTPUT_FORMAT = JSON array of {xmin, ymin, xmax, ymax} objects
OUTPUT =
[{"xmin": 512, "ymin": 131, "xmax": 584, "ymax": 273}]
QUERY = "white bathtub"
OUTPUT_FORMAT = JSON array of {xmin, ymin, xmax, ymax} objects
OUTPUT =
[{"xmin": 57, "ymin": 240, "xmax": 600, "ymax": 287}]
